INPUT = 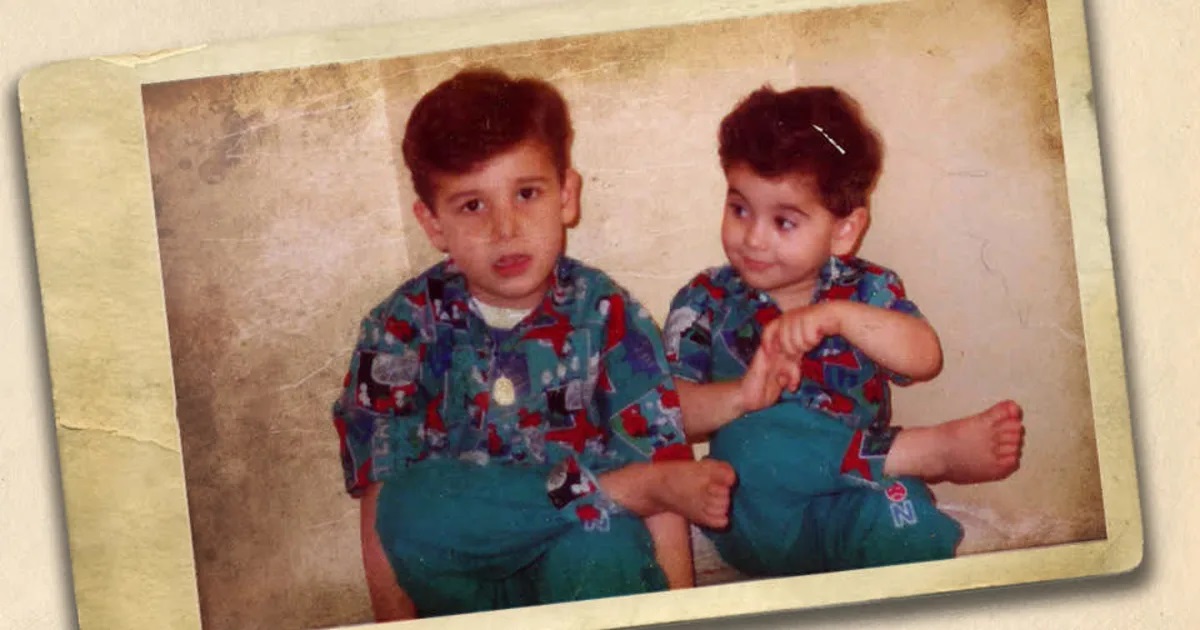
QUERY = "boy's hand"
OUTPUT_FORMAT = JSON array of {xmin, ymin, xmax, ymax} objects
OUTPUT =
[
  {"xmin": 738, "ymin": 345, "xmax": 801, "ymax": 413},
  {"xmin": 762, "ymin": 302, "xmax": 842, "ymax": 359}
]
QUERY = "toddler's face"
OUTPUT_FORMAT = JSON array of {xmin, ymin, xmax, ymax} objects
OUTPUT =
[
  {"xmin": 414, "ymin": 140, "xmax": 580, "ymax": 310},
  {"xmin": 720, "ymin": 163, "xmax": 861, "ymax": 309}
]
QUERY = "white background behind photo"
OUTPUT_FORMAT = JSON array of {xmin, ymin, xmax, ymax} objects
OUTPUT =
[{"xmin": 1, "ymin": 0, "xmax": 1196, "ymax": 628}]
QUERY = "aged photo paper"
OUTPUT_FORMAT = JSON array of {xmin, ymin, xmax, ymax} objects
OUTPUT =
[{"xmin": 18, "ymin": 0, "xmax": 1140, "ymax": 628}]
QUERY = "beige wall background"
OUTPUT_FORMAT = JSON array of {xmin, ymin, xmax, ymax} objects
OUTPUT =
[
  {"xmin": 5, "ymin": 0, "xmax": 1200, "ymax": 630},
  {"xmin": 138, "ymin": 1, "xmax": 1101, "ymax": 628}
]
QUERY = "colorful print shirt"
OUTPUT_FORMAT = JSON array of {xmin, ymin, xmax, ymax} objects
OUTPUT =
[
  {"xmin": 663, "ymin": 255, "xmax": 923, "ymax": 481},
  {"xmin": 333, "ymin": 256, "xmax": 691, "ymax": 526}
]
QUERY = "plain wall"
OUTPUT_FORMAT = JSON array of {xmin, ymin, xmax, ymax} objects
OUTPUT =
[{"xmin": 142, "ymin": 0, "xmax": 1103, "ymax": 627}]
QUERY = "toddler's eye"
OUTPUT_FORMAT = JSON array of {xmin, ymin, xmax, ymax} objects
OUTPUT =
[
  {"xmin": 462, "ymin": 199, "xmax": 483, "ymax": 213},
  {"xmin": 728, "ymin": 203, "xmax": 748, "ymax": 218},
  {"xmin": 775, "ymin": 217, "xmax": 796, "ymax": 231},
  {"xmin": 517, "ymin": 187, "xmax": 540, "ymax": 201}
]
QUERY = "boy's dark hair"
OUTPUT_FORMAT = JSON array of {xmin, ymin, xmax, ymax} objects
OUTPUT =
[
  {"xmin": 718, "ymin": 85, "xmax": 883, "ymax": 217},
  {"xmin": 402, "ymin": 67, "xmax": 574, "ymax": 207}
]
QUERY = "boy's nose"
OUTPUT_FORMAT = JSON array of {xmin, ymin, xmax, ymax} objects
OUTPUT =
[
  {"xmin": 492, "ymin": 204, "xmax": 519, "ymax": 239},
  {"xmin": 743, "ymin": 220, "xmax": 768, "ymax": 249}
]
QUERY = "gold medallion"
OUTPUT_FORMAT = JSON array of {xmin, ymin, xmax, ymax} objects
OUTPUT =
[{"xmin": 493, "ymin": 376, "xmax": 516, "ymax": 406}]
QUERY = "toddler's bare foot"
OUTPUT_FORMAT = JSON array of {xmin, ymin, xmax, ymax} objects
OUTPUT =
[
  {"xmin": 600, "ymin": 459, "xmax": 736, "ymax": 528},
  {"xmin": 886, "ymin": 400, "xmax": 1025, "ymax": 484}
]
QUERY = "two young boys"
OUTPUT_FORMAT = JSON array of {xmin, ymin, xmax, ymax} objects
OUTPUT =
[{"xmin": 332, "ymin": 68, "xmax": 1024, "ymax": 619}]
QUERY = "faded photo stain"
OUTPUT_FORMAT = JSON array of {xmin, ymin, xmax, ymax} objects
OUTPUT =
[{"xmin": 140, "ymin": 1, "xmax": 1103, "ymax": 628}]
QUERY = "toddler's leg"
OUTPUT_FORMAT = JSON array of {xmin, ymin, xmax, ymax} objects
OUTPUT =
[
  {"xmin": 884, "ymin": 400, "xmax": 1025, "ymax": 484},
  {"xmin": 705, "ymin": 401, "xmax": 862, "ymax": 576},
  {"xmin": 529, "ymin": 515, "xmax": 668, "ymax": 604},
  {"xmin": 709, "ymin": 401, "xmax": 871, "ymax": 501},
  {"xmin": 814, "ymin": 478, "xmax": 962, "ymax": 571}
]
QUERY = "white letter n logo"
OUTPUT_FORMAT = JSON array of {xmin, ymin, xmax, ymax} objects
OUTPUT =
[{"xmin": 890, "ymin": 500, "xmax": 918, "ymax": 528}]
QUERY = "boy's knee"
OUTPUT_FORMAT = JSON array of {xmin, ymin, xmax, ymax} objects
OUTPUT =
[
  {"xmin": 709, "ymin": 414, "xmax": 772, "ymax": 466},
  {"xmin": 533, "ymin": 517, "xmax": 666, "ymax": 603},
  {"xmin": 393, "ymin": 570, "xmax": 531, "ymax": 618}
]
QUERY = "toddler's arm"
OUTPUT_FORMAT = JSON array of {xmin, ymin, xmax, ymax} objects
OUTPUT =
[
  {"xmin": 663, "ymin": 271, "xmax": 801, "ymax": 442},
  {"xmin": 766, "ymin": 300, "xmax": 942, "ymax": 382},
  {"xmin": 673, "ymin": 379, "xmax": 742, "ymax": 443},
  {"xmin": 834, "ymin": 301, "xmax": 942, "ymax": 380},
  {"xmin": 674, "ymin": 345, "xmax": 800, "ymax": 442}
]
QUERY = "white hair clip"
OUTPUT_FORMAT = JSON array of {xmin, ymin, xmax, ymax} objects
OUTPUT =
[{"xmin": 811, "ymin": 124, "xmax": 847, "ymax": 155}]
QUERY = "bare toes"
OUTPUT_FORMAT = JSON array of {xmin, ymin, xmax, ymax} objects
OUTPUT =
[
  {"xmin": 995, "ymin": 432, "xmax": 1023, "ymax": 447},
  {"xmin": 714, "ymin": 464, "xmax": 737, "ymax": 486},
  {"xmin": 706, "ymin": 504, "xmax": 728, "ymax": 520},
  {"xmin": 702, "ymin": 508, "xmax": 728, "ymax": 528},
  {"xmin": 984, "ymin": 400, "xmax": 1023, "ymax": 425},
  {"xmin": 996, "ymin": 415, "xmax": 1024, "ymax": 428},
  {"xmin": 994, "ymin": 443, "xmax": 1021, "ymax": 457}
]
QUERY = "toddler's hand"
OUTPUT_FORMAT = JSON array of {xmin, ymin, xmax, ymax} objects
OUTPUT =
[
  {"xmin": 762, "ymin": 302, "xmax": 842, "ymax": 359},
  {"xmin": 738, "ymin": 345, "xmax": 801, "ymax": 414}
]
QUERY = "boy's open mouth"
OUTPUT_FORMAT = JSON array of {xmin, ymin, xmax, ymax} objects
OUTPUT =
[{"xmin": 494, "ymin": 254, "xmax": 532, "ymax": 277}]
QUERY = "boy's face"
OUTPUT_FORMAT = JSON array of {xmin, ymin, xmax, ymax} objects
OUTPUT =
[
  {"xmin": 720, "ymin": 162, "xmax": 866, "ymax": 309},
  {"xmin": 414, "ymin": 140, "xmax": 580, "ymax": 310}
]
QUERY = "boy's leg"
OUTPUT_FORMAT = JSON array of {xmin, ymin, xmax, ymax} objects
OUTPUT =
[
  {"xmin": 709, "ymin": 401, "xmax": 875, "ymax": 501},
  {"xmin": 809, "ymin": 478, "xmax": 962, "ymax": 571},
  {"xmin": 883, "ymin": 400, "xmax": 1025, "ymax": 484},
  {"xmin": 375, "ymin": 569, "xmax": 534, "ymax": 619},
  {"xmin": 704, "ymin": 401, "xmax": 878, "ymax": 576},
  {"xmin": 709, "ymin": 477, "xmax": 961, "ymax": 577},
  {"xmin": 374, "ymin": 456, "xmax": 732, "ymax": 614},
  {"xmin": 529, "ymin": 514, "xmax": 668, "ymax": 604},
  {"xmin": 374, "ymin": 459, "xmax": 575, "ymax": 616}
]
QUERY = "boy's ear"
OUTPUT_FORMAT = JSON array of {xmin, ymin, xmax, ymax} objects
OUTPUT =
[
  {"xmin": 831, "ymin": 206, "xmax": 869, "ymax": 256},
  {"xmin": 413, "ymin": 200, "xmax": 449, "ymax": 252},
  {"xmin": 559, "ymin": 168, "xmax": 582, "ymax": 228}
]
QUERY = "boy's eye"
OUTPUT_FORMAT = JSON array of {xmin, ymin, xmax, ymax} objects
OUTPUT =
[
  {"xmin": 462, "ymin": 199, "xmax": 483, "ymax": 213},
  {"xmin": 517, "ymin": 187, "xmax": 540, "ymax": 201},
  {"xmin": 775, "ymin": 216, "xmax": 797, "ymax": 231},
  {"xmin": 728, "ymin": 203, "xmax": 748, "ymax": 218}
]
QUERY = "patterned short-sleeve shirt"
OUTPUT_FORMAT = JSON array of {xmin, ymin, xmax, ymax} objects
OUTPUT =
[
  {"xmin": 663, "ymin": 255, "xmax": 923, "ymax": 461},
  {"xmin": 332, "ymin": 256, "xmax": 691, "ymax": 525}
]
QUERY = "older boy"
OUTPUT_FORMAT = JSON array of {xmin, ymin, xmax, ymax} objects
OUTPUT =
[
  {"xmin": 664, "ymin": 85, "xmax": 1025, "ymax": 576},
  {"xmin": 332, "ymin": 68, "xmax": 734, "ymax": 620}
]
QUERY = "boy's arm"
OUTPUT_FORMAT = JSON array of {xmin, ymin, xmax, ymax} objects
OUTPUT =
[
  {"xmin": 359, "ymin": 483, "xmax": 416, "ymax": 621},
  {"xmin": 765, "ymin": 269, "xmax": 942, "ymax": 383},
  {"xmin": 334, "ymin": 304, "xmax": 434, "ymax": 498},
  {"xmin": 673, "ymin": 379, "xmax": 742, "ymax": 443},
  {"xmin": 827, "ymin": 301, "xmax": 942, "ymax": 381},
  {"xmin": 644, "ymin": 512, "xmax": 694, "ymax": 589},
  {"xmin": 674, "ymin": 345, "xmax": 800, "ymax": 442},
  {"xmin": 594, "ymin": 290, "xmax": 694, "ymax": 461},
  {"xmin": 663, "ymin": 271, "xmax": 798, "ymax": 442}
]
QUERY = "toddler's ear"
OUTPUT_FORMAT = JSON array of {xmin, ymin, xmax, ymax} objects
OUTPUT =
[
  {"xmin": 560, "ymin": 168, "xmax": 582, "ymax": 228},
  {"xmin": 413, "ymin": 200, "xmax": 449, "ymax": 252},
  {"xmin": 831, "ymin": 206, "xmax": 869, "ymax": 256}
]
